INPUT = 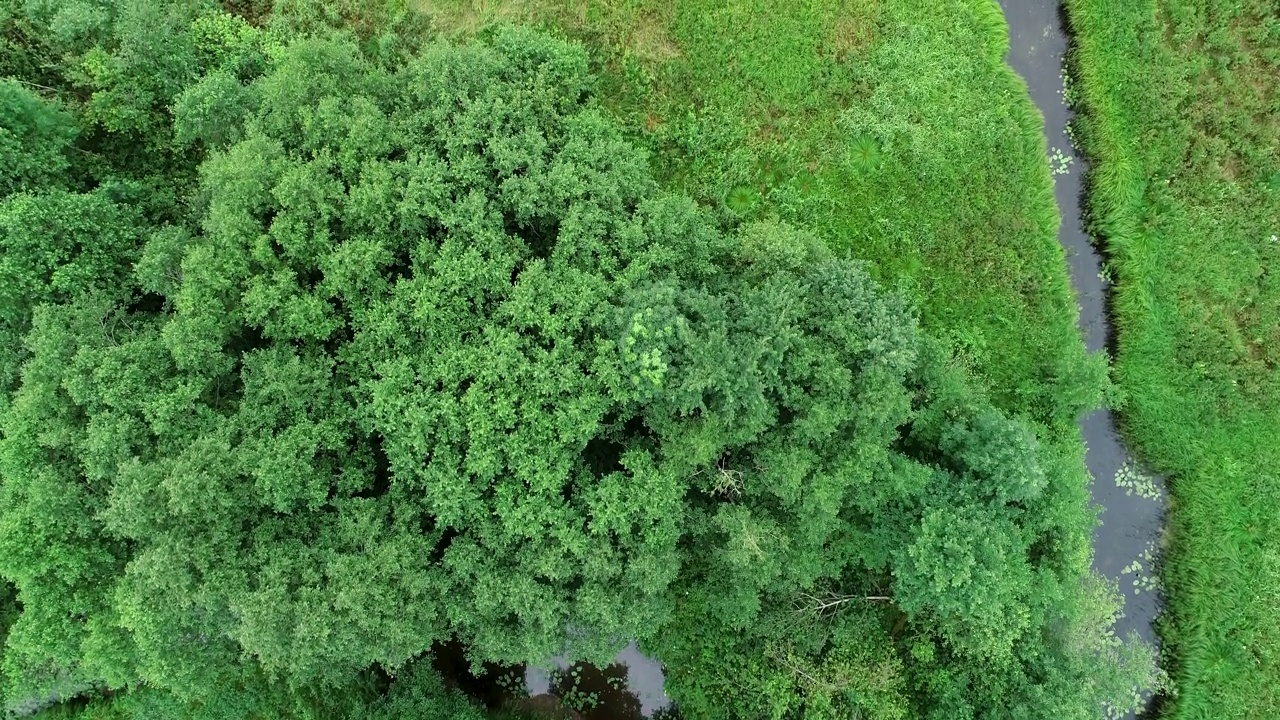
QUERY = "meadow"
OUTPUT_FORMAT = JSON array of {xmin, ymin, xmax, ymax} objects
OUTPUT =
[{"xmin": 1066, "ymin": 0, "xmax": 1280, "ymax": 715}]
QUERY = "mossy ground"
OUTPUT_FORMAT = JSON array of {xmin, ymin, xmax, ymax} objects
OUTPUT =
[{"xmin": 1066, "ymin": 0, "xmax": 1280, "ymax": 716}]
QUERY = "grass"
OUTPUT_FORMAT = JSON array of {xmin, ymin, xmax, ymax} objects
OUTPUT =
[
  {"xmin": 1064, "ymin": 0, "xmax": 1280, "ymax": 716},
  {"xmin": 416, "ymin": 0, "xmax": 1099, "ymax": 431}
]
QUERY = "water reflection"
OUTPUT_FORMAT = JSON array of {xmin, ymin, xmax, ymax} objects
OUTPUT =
[
  {"xmin": 431, "ymin": 639, "xmax": 527, "ymax": 709},
  {"xmin": 524, "ymin": 642, "xmax": 673, "ymax": 719},
  {"xmin": 432, "ymin": 639, "xmax": 674, "ymax": 719}
]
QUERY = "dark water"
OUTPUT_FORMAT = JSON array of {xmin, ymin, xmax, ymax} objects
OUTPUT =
[
  {"xmin": 523, "ymin": 642, "xmax": 672, "ymax": 719},
  {"xmin": 435, "ymin": 640, "xmax": 670, "ymax": 718},
  {"xmin": 995, "ymin": 0, "xmax": 1167, "ymax": 715}
]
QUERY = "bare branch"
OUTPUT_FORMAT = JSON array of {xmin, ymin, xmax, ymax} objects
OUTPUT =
[
  {"xmin": 12, "ymin": 78, "xmax": 58, "ymax": 93},
  {"xmin": 795, "ymin": 591, "xmax": 893, "ymax": 618}
]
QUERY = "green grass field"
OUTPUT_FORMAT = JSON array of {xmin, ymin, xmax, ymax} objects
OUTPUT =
[
  {"xmin": 417, "ymin": 0, "xmax": 1100, "ymax": 431},
  {"xmin": 1065, "ymin": 0, "xmax": 1280, "ymax": 716}
]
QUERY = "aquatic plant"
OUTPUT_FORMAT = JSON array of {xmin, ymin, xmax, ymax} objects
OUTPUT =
[
  {"xmin": 1049, "ymin": 146, "xmax": 1073, "ymax": 176},
  {"xmin": 553, "ymin": 667, "xmax": 601, "ymax": 713},
  {"xmin": 1114, "ymin": 461, "xmax": 1162, "ymax": 501},
  {"xmin": 1060, "ymin": 66, "xmax": 1077, "ymax": 107}
]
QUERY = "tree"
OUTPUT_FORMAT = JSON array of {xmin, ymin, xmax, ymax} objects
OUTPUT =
[
  {"xmin": 0, "ymin": 189, "xmax": 141, "ymax": 409},
  {"xmin": 0, "ymin": 79, "xmax": 77, "ymax": 198},
  {"xmin": 2, "ymin": 26, "xmax": 704, "ymax": 700},
  {"xmin": 366, "ymin": 660, "xmax": 489, "ymax": 720},
  {"xmin": 649, "ymin": 335, "xmax": 1158, "ymax": 719},
  {"xmin": 0, "ymin": 20, "xmax": 1156, "ymax": 719}
]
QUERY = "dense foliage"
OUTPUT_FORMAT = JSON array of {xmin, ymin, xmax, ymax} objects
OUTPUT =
[
  {"xmin": 1, "ymin": 1, "xmax": 1157, "ymax": 718},
  {"xmin": 1066, "ymin": 0, "xmax": 1280, "ymax": 716}
]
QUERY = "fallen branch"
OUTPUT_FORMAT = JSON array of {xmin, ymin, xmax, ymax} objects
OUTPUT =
[{"xmin": 13, "ymin": 78, "xmax": 58, "ymax": 93}]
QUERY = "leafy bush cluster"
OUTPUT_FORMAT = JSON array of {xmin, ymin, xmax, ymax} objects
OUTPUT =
[{"xmin": 0, "ymin": 1, "xmax": 1155, "ymax": 718}]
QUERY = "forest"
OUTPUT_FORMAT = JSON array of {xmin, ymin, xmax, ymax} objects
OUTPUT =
[{"xmin": 0, "ymin": 0, "xmax": 1273, "ymax": 719}]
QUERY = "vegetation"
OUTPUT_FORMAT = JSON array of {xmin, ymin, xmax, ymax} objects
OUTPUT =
[
  {"xmin": 1065, "ymin": 0, "xmax": 1280, "ymax": 716},
  {"xmin": 0, "ymin": 0, "xmax": 1165, "ymax": 718},
  {"xmin": 418, "ymin": 0, "xmax": 1101, "ymax": 430},
  {"xmin": 25, "ymin": 658, "xmax": 517, "ymax": 720}
]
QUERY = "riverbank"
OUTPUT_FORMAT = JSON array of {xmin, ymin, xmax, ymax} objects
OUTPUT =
[
  {"xmin": 418, "ymin": 0, "xmax": 1100, "ymax": 432},
  {"xmin": 1064, "ymin": 0, "xmax": 1280, "ymax": 715}
]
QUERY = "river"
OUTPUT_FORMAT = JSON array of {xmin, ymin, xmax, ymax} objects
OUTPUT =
[{"xmin": 996, "ymin": 1, "xmax": 1167, "ymax": 716}]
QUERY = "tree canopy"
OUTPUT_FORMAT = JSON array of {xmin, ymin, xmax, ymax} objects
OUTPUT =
[{"xmin": 0, "ymin": 5, "xmax": 1156, "ymax": 718}]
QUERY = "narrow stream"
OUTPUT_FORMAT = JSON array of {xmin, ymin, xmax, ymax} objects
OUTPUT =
[{"xmin": 995, "ymin": 1, "xmax": 1167, "ymax": 716}]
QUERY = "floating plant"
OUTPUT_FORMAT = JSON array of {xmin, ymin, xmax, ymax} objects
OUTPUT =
[
  {"xmin": 1059, "ymin": 66, "xmax": 1077, "ymax": 107},
  {"xmin": 1050, "ymin": 146, "xmax": 1073, "ymax": 176},
  {"xmin": 1122, "ymin": 541, "xmax": 1162, "ymax": 595},
  {"xmin": 1114, "ymin": 461, "xmax": 1162, "ymax": 501},
  {"xmin": 1065, "ymin": 119, "xmax": 1079, "ymax": 148},
  {"xmin": 553, "ymin": 665, "xmax": 602, "ymax": 713}
]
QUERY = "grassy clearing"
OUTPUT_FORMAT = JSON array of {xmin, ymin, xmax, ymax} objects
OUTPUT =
[
  {"xmin": 1065, "ymin": 0, "xmax": 1280, "ymax": 716},
  {"xmin": 416, "ymin": 0, "xmax": 1100, "ymax": 430}
]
